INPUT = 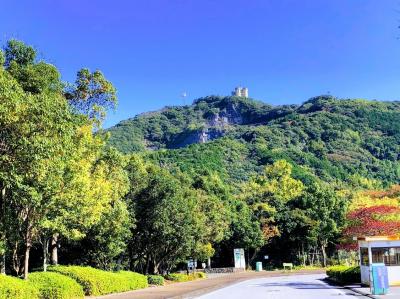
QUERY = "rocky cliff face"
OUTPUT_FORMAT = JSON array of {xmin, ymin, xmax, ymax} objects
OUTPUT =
[
  {"xmin": 106, "ymin": 95, "xmax": 276, "ymax": 152},
  {"xmin": 208, "ymin": 102, "xmax": 244, "ymax": 126}
]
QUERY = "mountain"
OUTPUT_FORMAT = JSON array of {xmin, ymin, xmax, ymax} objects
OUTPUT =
[{"xmin": 106, "ymin": 95, "xmax": 400, "ymax": 186}]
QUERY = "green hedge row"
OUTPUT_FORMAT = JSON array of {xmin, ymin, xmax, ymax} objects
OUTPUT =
[
  {"xmin": 164, "ymin": 272, "xmax": 206, "ymax": 282},
  {"xmin": 0, "ymin": 275, "xmax": 39, "ymax": 299},
  {"xmin": 48, "ymin": 266, "xmax": 148, "ymax": 296},
  {"xmin": 0, "ymin": 268, "xmax": 206, "ymax": 298},
  {"xmin": 147, "ymin": 275, "xmax": 164, "ymax": 285},
  {"xmin": 326, "ymin": 265, "xmax": 360, "ymax": 284},
  {"xmin": 29, "ymin": 272, "xmax": 84, "ymax": 299}
]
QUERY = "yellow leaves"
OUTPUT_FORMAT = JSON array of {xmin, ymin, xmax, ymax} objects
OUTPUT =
[
  {"xmin": 263, "ymin": 160, "xmax": 304, "ymax": 202},
  {"xmin": 262, "ymin": 224, "xmax": 280, "ymax": 241}
]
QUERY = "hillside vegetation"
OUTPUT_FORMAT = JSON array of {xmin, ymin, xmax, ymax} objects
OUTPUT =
[{"xmin": 107, "ymin": 95, "xmax": 400, "ymax": 186}]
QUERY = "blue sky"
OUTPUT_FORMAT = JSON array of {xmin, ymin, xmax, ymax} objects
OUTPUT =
[{"xmin": 1, "ymin": 0, "xmax": 400, "ymax": 127}]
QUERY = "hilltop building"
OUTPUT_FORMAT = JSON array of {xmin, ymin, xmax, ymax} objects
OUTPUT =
[{"xmin": 232, "ymin": 86, "xmax": 248, "ymax": 98}]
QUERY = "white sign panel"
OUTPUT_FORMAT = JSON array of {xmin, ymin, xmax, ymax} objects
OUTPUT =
[{"xmin": 234, "ymin": 248, "xmax": 246, "ymax": 269}]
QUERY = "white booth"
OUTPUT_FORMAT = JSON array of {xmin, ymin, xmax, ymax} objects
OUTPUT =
[{"xmin": 356, "ymin": 236, "xmax": 400, "ymax": 286}]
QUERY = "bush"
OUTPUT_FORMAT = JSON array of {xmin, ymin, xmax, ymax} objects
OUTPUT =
[
  {"xmin": 326, "ymin": 265, "xmax": 360, "ymax": 284},
  {"xmin": 116, "ymin": 271, "xmax": 148, "ymax": 289},
  {"xmin": 194, "ymin": 272, "xmax": 206, "ymax": 279},
  {"xmin": 49, "ymin": 266, "xmax": 147, "ymax": 296},
  {"xmin": 147, "ymin": 275, "xmax": 164, "ymax": 285},
  {"xmin": 164, "ymin": 272, "xmax": 205, "ymax": 282},
  {"xmin": 0, "ymin": 275, "xmax": 39, "ymax": 299},
  {"xmin": 29, "ymin": 272, "xmax": 84, "ymax": 299},
  {"xmin": 164, "ymin": 273, "xmax": 192, "ymax": 282}
]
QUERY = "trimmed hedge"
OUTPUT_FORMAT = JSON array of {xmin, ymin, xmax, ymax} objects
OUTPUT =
[
  {"xmin": 195, "ymin": 272, "xmax": 206, "ymax": 279},
  {"xmin": 116, "ymin": 271, "xmax": 148, "ymax": 290},
  {"xmin": 29, "ymin": 272, "xmax": 84, "ymax": 299},
  {"xmin": 0, "ymin": 275, "xmax": 39, "ymax": 299},
  {"xmin": 164, "ymin": 273, "xmax": 193, "ymax": 282},
  {"xmin": 48, "ymin": 266, "xmax": 148, "ymax": 296},
  {"xmin": 326, "ymin": 265, "xmax": 360, "ymax": 284},
  {"xmin": 147, "ymin": 275, "xmax": 164, "ymax": 285},
  {"xmin": 164, "ymin": 272, "xmax": 206, "ymax": 282}
]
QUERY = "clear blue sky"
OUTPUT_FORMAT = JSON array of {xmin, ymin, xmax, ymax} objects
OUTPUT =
[{"xmin": 1, "ymin": 0, "xmax": 400, "ymax": 127}]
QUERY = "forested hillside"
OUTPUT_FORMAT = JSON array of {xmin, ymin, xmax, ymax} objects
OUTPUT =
[{"xmin": 107, "ymin": 95, "xmax": 400, "ymax": 187}]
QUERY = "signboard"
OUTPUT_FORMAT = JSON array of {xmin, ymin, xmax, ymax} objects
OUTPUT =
[
  {"xmin": 234, "ymin": 248, "xmax": 246, "ymax": 269},
  {"xmin": 370, "ymin": 263, "xmax": 389, "ymax": 295},
  {"xmin": 187, "ymin": 258, "xmax": 195, "ymax": 269}
]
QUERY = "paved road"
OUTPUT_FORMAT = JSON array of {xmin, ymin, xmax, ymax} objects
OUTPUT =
[
  {"xmin": 196, "ymin": 274, "xmax": 366, "ymax": 299},
  {"xmin": 95, "ymin": 270, "xmax": 325, "ymax": 299}
]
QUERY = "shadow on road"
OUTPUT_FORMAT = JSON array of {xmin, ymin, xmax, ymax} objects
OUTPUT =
[{"xmin": 250, "ymin": 280, "xmax": 346, "ymax": 290}]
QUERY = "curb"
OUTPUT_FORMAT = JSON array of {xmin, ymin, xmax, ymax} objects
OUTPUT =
[
  {"xmin": 324, "ymin": 278, "xmax": 378, "ymax": 299},
  {"xmin": 342, "ymin": 286, "xmax": 378, "ymax": 299}
]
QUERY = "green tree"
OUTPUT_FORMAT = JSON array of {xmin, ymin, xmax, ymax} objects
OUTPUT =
[
  {"xmin": 300, "ymin": 183, "xmax": 347, "ymax": 266},
  {"xmin": 0, "ymin": 66, "xmax": 78, "ymax": 278},
  {"xmin": 4, "ymin": 39, "xmax": 36, "ymax": 67},
  {"xmin": 126, "ymin": 157, "xmax": 200, "ymax": 274},
  {"xmin": 66, "ymin": 68, "xmax": 117, "ymax": 123}
]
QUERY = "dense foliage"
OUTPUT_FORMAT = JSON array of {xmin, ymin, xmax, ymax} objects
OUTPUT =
[
  {"xmin": 326, "ymin": 265, "xmax": 361, "ymax": 284},
  {"xmin": 48, "ymin": 266, "xmax": 147, "ymax": 296},
  {"xmin": 341, "ymin": 185, "xmax": 400, "ymax": 250},
  {"xmin": 28, "ymin": 272, "xmax": 84, "ymax": 299},
  {"xmin": 0, "ymin": 275, "xmax": 39, "ymax": 299},
  {"xmin": 147, "ymin": 275, "xmax": 164, "ymax": 285},
  {"xmin": 108, "ymin": 95, "xmax": 400, "ymax": 186}
]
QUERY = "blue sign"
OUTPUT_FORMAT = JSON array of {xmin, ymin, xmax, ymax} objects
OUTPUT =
[{"xmin": 370, "ymin": 263, "xmax": 389, "ymax": 295}]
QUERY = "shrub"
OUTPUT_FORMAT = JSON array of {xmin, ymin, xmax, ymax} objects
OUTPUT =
[
  {"xmin": 49, "ymin": 266, "xmax": 147, "ymax": 296},
  {"xmin": 116, "ymin": 271, "xmax": 148, "ymax": 289},
  {"xmin": 0, "ymin": 275, "xmax": 39, "ymax": 299},
  {"xmin": 326, "ymin": 265, "xmax": 360, "ymax": 284},
  {"xmin": 194, "ymin": 272, "xmax": 206, "ymax": 279},
  {"xmin": 29, "ymin": 272, "xmax": 84, "ymax": 299},
  {"xmin": 164, "ymin": 272, "xmax": 205, "ymax": 282},
  {"xmin": 164, "ymin": 273, "xmax": 191, "ymax": 282},
  {"xmin": 147, "ymin": 275, "xmax": 164, "ymax": 285}
]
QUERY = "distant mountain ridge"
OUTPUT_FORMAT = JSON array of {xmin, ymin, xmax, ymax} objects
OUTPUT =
[
  {"xmin": 106, "ymin": 95, "xmax": 400, "ymax": 186},
  {"xmin": 106, "ymin": 95, "xmax": 298, "ymax": 151}
]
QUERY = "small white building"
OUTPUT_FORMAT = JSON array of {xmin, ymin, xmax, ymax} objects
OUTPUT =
[
  {"xmin": 232, "ymin": 87, "xmax": 249, "ymax": 98},
  {"xmin": 356, "ymin": 236, "xmax": 400, "ymax": 286}
]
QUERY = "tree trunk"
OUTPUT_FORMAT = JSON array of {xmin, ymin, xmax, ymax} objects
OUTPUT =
[
  {"xmin": 51, "ymin": 233, "xmax": 59, "ymax": 265},
  {"xmin": 1, "ymin": 255, "xmax": 5, "ymax": 275},
  {"xmin": 0, "ymin": 186, "xmax": 5, "ymax": 274},
  {"xmin": 42, "ymin": 237, "xmax": 49, "ymax": 272},
  {"xmin": 321, "ymin": 242, "xmax": 327, "ymax": 267},
  {"xmin": 145, "ymin": 255, "xmax": 150, "ymax": 274},
  {"xmin": 207, "ymin": 257, "xmax": 211, "ymax": 269},
  {"xmin": 12, "ymin": 241, "xmax": 21, "ymax": 276},
  {"xmin": 23, "ymin": 244, "xmax": 30, "ymax": 279}
]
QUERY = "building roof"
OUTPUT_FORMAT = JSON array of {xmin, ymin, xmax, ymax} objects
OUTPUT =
[{"xmin": 353, "ymin": 235, "xmax": 400, "ymax": 241}]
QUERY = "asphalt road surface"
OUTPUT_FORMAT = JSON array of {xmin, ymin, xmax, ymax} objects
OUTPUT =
[{"xmin": 196, "ymin": 274, "xmax": 366, "ymax": 299}]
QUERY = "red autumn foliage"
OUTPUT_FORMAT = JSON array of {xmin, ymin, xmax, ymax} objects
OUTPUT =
[{"xmin": 343, "ymin": 205, "xmax": 400, "ymax": 237}]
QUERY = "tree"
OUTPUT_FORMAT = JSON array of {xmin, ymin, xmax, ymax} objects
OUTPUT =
[
  {"xmin": 0, "ymin": 66, "xmax": 78, "ymax": 278},
  {"xmin": 4, "ymin": 39, "xmax": 36, "ymax": 67},
  {"xmin": 239, "ymin": 160, "xmax": 304, "ymax": 256},
  {"xmin": 0, "ymin": 40, "xmax": 127, "ymax": 279},
  {"xmin": 300, "ymin": 183, "xmax": 347, "ymax": 267},
  {"xmin": 341, "ymin": 186, "xmax": 400, "ymax": 250},
  {"xmin": 65, "ymin": 68, "xmax": 117, "ymax": 123},
  {"xmin": 125, "ymin": 158, "xmax": 198, "ymax": 274}
]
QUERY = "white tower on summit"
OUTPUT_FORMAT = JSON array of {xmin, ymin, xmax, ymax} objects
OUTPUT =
[{"xmin": 232, "ymin": 86, "xmax": 249, "ymax": 98}]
